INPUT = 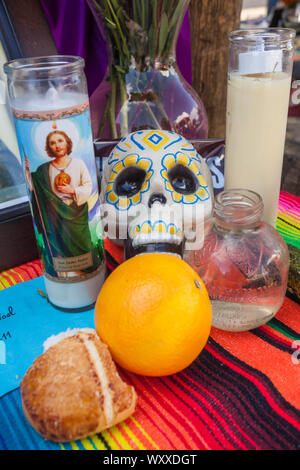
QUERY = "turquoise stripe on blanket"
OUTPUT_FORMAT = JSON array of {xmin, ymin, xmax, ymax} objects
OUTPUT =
[{"xmin": 0, "ymin": 388, "xmax": 60, "ymax": 450}]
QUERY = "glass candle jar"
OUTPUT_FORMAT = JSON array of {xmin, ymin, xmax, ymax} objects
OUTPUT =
[
  {"xmin": 184, "ymin": 189, "xmax": 289, "ymax": 331},
  {"xmin": 4, "ymin": 56, "xmax": 105, "ymax": 311},
  {"xmin": 225, "ymin": 28, "xmax": 295, "ymax": 227}
]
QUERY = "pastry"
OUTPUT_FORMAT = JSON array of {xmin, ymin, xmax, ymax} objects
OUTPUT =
[{"xmin": 20, "ymin": 328, "xmax": 137, "ymax": 442}]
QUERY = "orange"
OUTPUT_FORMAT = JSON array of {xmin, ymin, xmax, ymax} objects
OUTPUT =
[{"xmin": 94, "ymin": 253, "xmax": 212, "ymax": 376}]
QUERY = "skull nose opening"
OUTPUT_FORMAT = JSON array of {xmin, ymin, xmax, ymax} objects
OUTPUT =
[{"xmin": 148, "ymin": 193, "xmax": 167, "ymax": 208}]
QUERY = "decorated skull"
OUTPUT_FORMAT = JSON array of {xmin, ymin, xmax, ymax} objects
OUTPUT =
[{"xmin": 100, "ymin": 130, "xmax": 213, "ymax": 258}]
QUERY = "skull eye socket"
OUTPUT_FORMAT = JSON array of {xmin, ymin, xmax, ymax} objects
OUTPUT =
[
  {"xmin": 114, "ymin": 166, "xmax": 146, "ymax": 197},
  {"xmin": 168, "ymin": 164, "xmax": 199, "ymax": 195}
]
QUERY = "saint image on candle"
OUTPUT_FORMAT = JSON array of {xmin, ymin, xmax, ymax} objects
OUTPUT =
[{"xmin": 24, "ymin": 129, "xmax": 94, "ymax": 277}]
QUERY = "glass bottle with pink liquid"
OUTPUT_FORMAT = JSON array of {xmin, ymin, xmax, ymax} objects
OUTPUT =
[{"xmin": 184, "ymin": 189, "xmax": 289, "ymax": 331}]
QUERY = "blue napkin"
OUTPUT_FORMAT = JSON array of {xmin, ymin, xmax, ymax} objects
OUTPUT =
[{"xmin": 0, "ymin": 277, "xmax": 95, "ymax": 397}]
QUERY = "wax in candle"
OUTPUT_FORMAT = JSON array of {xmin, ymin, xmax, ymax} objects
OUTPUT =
[
  {"xmin": 225, "ymin": 71, "xmax": 291, "ymax": 227},
  {"xmin": 12, "ymin": 88, "xmax": 87, "ymax": 111}
]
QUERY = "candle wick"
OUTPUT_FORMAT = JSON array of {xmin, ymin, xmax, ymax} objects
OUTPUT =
[
  {"xmin": 45, "ymin": 86, "xmax": 59, "ymax": 102},
  {"xmin": 256, "ymin": 38, "xmax": 264, "ymax": 53}
]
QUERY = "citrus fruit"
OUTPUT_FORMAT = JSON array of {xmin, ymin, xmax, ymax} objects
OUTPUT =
[{"xmin": 94, "ymin": 253, "xmax": 212, "ymax": 376}]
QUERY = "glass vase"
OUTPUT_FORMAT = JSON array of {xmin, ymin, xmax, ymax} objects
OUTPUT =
[{"xmin": 91, "ymin": 0, "xmax": 208, "ymax": 140}]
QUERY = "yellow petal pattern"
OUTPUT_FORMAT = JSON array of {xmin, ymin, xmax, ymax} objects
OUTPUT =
[
  {"xmin": 113, "ymin": 161, "xmax": 124, "ymax": 174},
  {"xmin": 198, "ymin": 175, "xmax": 207, "ymax": 187},
  {"xmin": 124, "ymin": 155, "xmax": 138, "ymax": 167},
  {"xmin": 196, "ymin": 187, "xmax": 208, "ymax": 198},
  {"xmin": 163, "ymin": 155, "xmax": 175, "ymax": 170},
  {"xmin": 107, "ymin": 192, "xmax": 118, "ymax": 203},
  {"xmin": 131, "ymin": 194, "xmax": 141, "ymax": 204},
  {"xmin": 177, "ymin": 153, "xmax": 189, "ymax": 167},
  {"xmin": 173, "ymin": 192, "xmax": 182, "ymax": 203},
  {"xmin": 184, "ymin": 194, "xmax": 198, "ymax": 204},
  {"xmin": 137, "ymin": 159, "xmax": 151, "ymax": 171}
]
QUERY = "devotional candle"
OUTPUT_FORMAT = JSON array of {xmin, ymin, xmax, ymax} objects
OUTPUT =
[
  {"xmin": 225, "ymin": 29, "xmax": 295, "ymax": 227},
  {"xmin": 4, "ymin": 56, "xmax": 105, "ymax": 310}
]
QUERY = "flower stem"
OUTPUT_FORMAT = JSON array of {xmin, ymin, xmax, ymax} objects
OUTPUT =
[
  {"xmin": 93, "ymin": 0, "xmax": 190, "ymax": 138},
  {"xmin": 109, "ymin": 71, "xmax": 118, "ymax": 138},
  {"xmin": 97, "ymin": 86, "xmax": 111, "ymax": 138},
  {"xmin": 132, "ymin": 70, "xmax": 163, "ymax": 130},
  {"xmin": 119, "ymin": 73, "xmax": 128, "ymax": 136}
]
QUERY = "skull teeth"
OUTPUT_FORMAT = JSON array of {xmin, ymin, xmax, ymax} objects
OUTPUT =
[{"xmin": 131, "ymin": 221, "xmax": 182, "ymax": 238}]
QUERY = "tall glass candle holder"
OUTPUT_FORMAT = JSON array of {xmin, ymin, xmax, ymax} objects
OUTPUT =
[
  {"xmin": 225, "ymin": 28, "xmax": 295, "ymax": 227},
  {"xmin": 4, "ymin": 56, "xmax": 105, "ymax": 311}
]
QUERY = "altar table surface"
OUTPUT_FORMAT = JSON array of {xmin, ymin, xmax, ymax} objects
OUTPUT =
[{"xmin": 0, "ymin": 191, "xmax": 299, "ymax": 451}]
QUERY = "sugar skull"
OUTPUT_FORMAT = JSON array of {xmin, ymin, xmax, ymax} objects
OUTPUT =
[{"xmin": 100, "ymin": 130, "xmax": 213, "ymax": 258}]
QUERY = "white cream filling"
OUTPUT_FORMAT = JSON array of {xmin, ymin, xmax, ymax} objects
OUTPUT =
[
  {"xmin": 82, "ymin": 335, "xmax": 114, "ymax": 428},
  {"xmin": 43, "ymin": 328, "xmax": 95, "ymax": 351}
]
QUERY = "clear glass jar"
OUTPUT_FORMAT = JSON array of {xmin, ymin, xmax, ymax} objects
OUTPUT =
[
  {"xmin": 4, "ymin": 56, "xmax": 106, "ymax": 310},
  {"xmin": 184, "ymin": 189, "xmax": 289, "ymax": 331}
]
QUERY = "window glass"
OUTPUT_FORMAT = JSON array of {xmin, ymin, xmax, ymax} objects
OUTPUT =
[{"xmin": 0, "ymin": 40, "xmax": 27, "ymax": 210}]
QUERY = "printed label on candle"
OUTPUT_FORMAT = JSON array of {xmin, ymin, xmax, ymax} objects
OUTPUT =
[
  {"xmin": 12, "ymin": 101, "xmax": 105, "ymax": 282},
  {"xmin": 53, "ymin": 252, "xmax": 93, "ymax": 272}
]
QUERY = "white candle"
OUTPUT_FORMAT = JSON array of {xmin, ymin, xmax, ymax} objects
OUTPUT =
[
  {"xmin": 225, "ymin": 71, "xmax": 291, "ymax": 227},
  {"xmin": 4, "ymin": 56, "xmax": 106, "ymax": 311},
  {"xmin": 225, "ymin": 29, "xmax": 295, "ymax": 227}
]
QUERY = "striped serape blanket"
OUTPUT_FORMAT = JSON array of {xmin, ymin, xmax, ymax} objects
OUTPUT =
[
  {"xmin": 276, "ymin": 191, "xmax": 300, "ymax": 299},
  {"xmin": 0, "ymin": 192, "xmax": 299, "ymax": 450},
  {"xmin": 277, "ymin": 191, "xmax": 300, "ymax": 250}
]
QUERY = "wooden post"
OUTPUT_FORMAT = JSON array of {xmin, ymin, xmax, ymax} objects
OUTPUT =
[
  {"xmin": 4, "ymin": 0, "xmax": 57, "ymax": 57},
  {"xmin": 189, "ymin": 0, "xmax": 243, "ymax": 138}
]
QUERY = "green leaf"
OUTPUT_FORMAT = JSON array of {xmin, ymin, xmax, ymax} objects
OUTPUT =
[
  {"xmin": 152, "ymin": 0, "xmax": 158, "ymax": 30},
  {"xmin": 141, "ymin": 0, "xmax": 145, "ymax": 30},
  {"xmin": 158, "ymin": 12, "xmax": 169, "ymax": 56},
  {"xmin": 148, "ymin": 23, "xmax": 156, "ymax": 58},
  {"xmin": 95, "ymin": 0, "xmax": 188, "ymax": 64},
  {"xmin": 168, "ymin": 0, "xmax": 185, "ymax": 31},
  {"xmin": 105, "ymin": 17, "xmax": 116, "ymax": 28},
  {"xmin": 114, "ymin": 64, "xmax": 127, "ymax": 74}
]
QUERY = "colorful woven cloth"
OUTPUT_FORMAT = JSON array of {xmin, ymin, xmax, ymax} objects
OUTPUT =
[
  {"xmin": 276, "ymin": 191, "xmax": 300, "ymax": 299},
  {"xmin": 0, "ymin": 192, "xmax": 299, "ymax": 450},
  {"xmin": 277, "ymin": 191, "xmax": 300, "ymax": 250}
]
